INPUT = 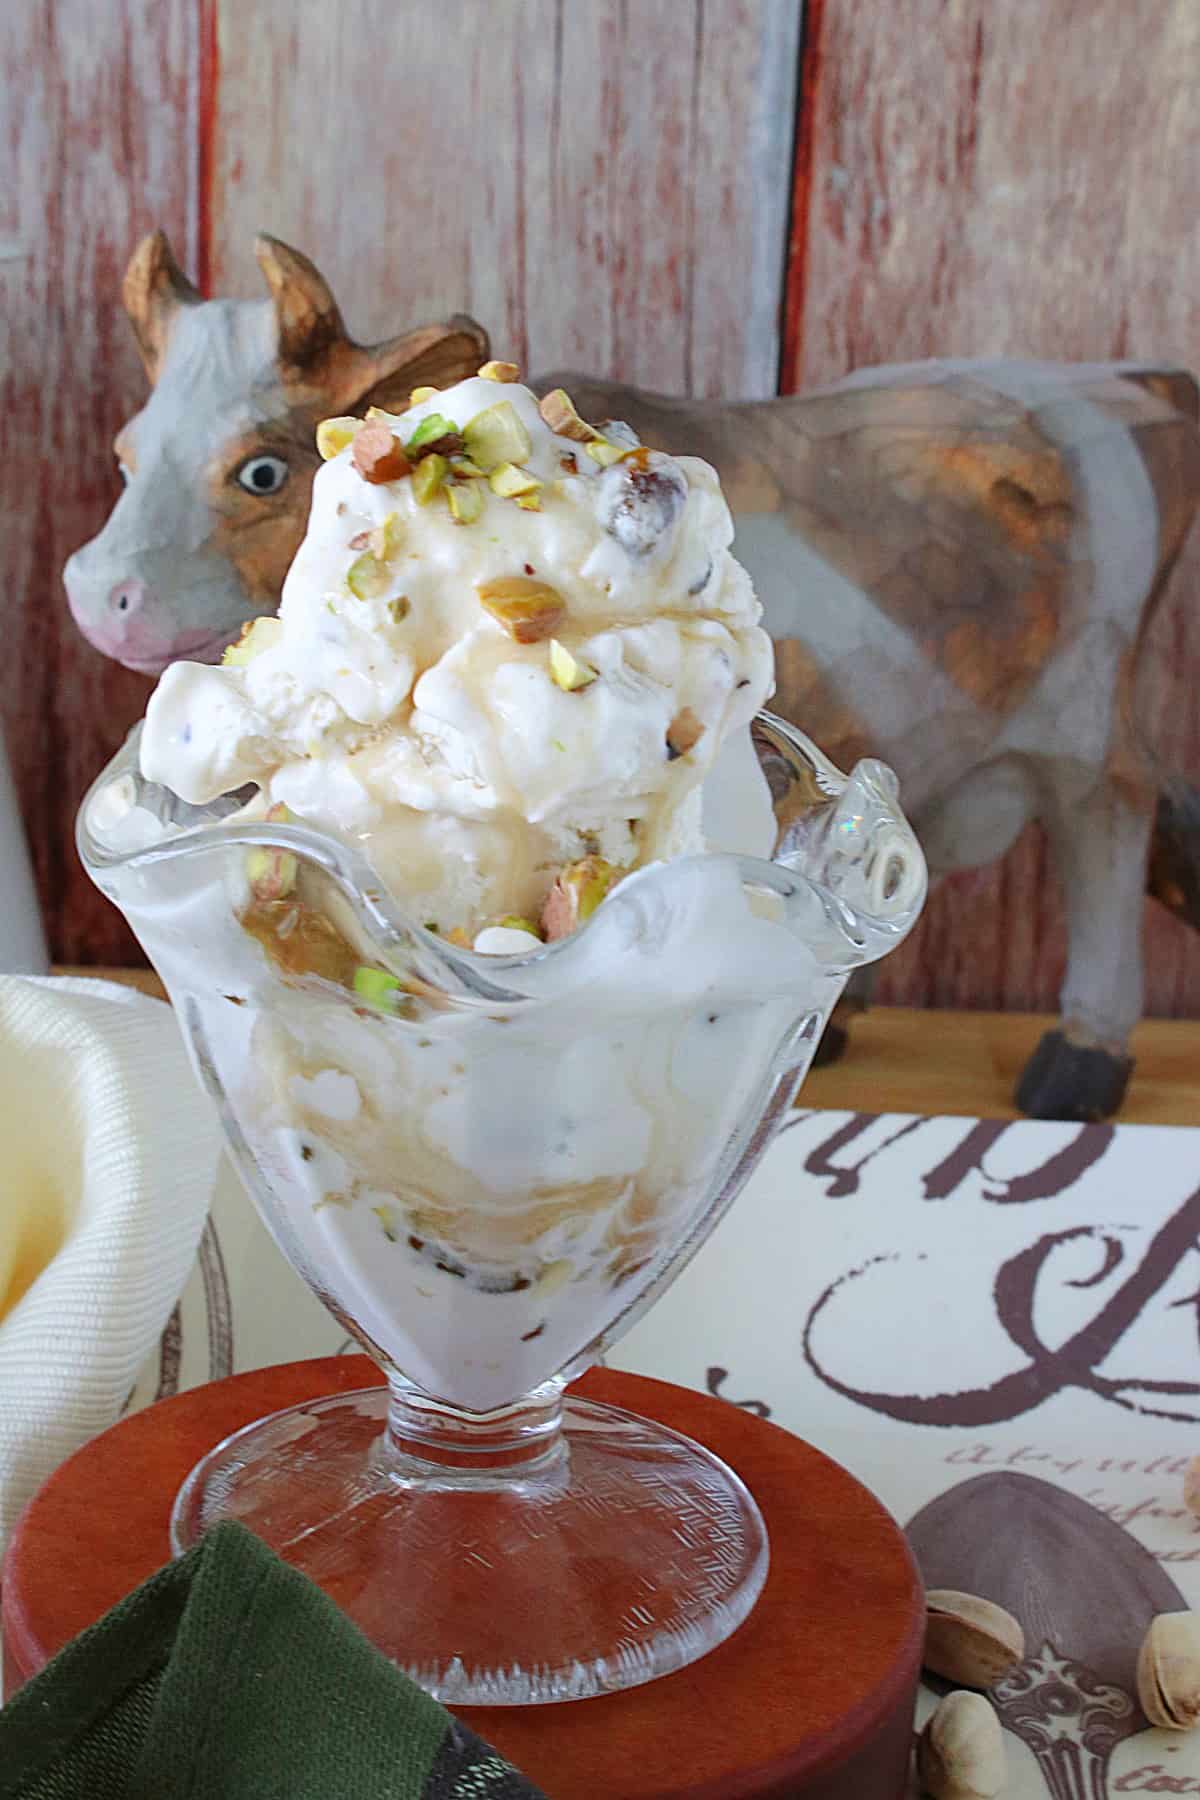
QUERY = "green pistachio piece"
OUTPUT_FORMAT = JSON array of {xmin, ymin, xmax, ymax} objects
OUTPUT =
[
  {"xmin": 446, "ymin": 480, "xmax": 484, "ymax": 524},
  {"xmin": 316, "ymin": 416, "xmax": 362, "ymax": 460},
  {"xmin": 406, "ymin": 412, "xmax": 456, "ymax": 451},
  {"xmin": 488, "ymin": 462, "xmax": 542, "ymax": 498},
  {"xmin": 353, "ymin": 966, "xmax": 405, "ymax": 1010},
  {"xmin": 411, "ymin": 453, "xmax": 449, "ymax": 505},
  {"xmin": 347, "ymin": 551, "xmax": 390, "ymax": 599},
  {"xmin": 222, "ymin": 616, "xmax": 283, "ymax": 666},
  {"xmin": 540, "ymin": 856, "xmax": 618, "ymax": 940},
  {"xmin": 463, "ymin": 400, "xmax": 533, "ymax": 472},
  {"xmin": 548, "ymin": 639, "xmax": 598, "ymax": 691}
]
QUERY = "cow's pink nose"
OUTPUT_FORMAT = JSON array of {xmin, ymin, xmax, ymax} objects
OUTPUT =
[{"xmin": 108, "ymin": 578, "xmax": 148, "ymax": 618}]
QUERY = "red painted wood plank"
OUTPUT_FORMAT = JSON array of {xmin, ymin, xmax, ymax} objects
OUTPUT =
[
  {"xmin": 782, "ymin": 0, "xmax": 1200, "ymax": 1019},
  {"xmin": 195, "ymin": 0, "xmax": 219, "ymax": 298},
  {"xmin": 780, "ymin": 0, "xmax": 825, "ymax": 395},
  {"xmin": 1, "ymin": 0, "xmax": 200, "ymax": 962}
]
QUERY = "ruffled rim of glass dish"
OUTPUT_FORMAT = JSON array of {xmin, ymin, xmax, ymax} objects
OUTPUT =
[{"xmin": 77, "ymin": 710, "xmax": 926, "ymax": 1007}]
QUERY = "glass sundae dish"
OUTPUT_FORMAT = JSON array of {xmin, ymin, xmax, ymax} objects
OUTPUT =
[{"xmin": 78, "ymin": 369, "xmax": 926, "ymax": 1704}]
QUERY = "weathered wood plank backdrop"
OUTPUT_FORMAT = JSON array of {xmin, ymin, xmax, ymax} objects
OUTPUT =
[
  {"xmin": 5, "ymin": 0, "xmax": 1200, "ymax": 1020},
  {"xmin": 2, "ymin": 0, "xmax": 201, "ymax": 964}
]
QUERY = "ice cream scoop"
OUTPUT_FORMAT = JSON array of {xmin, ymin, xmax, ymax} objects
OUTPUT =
[{"xmin": 139, "ymin": 371, "xmax": 774, "ymax": 940}]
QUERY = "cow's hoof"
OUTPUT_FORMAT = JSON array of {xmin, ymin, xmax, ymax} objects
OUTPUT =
[
  {"xmin": 1015, "ymin": 1030, "xmax": 1132, "ymax": 1121},
  {"xmin": 813, "ymin": 1020, "xmax": 849, "ymax": 1066}
]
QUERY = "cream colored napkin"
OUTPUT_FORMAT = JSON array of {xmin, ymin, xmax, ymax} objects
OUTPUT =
[{"xmin": 0, "ymin": 977, "xmax": 221, "ymax": 1548}]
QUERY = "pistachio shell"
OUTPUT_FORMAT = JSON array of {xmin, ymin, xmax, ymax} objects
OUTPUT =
[
  {"xmin": 917, "ymin": 1691, "xmax": 1005, "ymax": 1800},
  {"xmin": 923, "ymin": 1590, "xmax": 1024, "ymax": 1689},
  {"xmin": 1138, "ymin": 1611, "xmax": 1200, "ymax": 1730},
  {"xmin": 1184, "ymin": 1457, "xmax": 1200, "ymax": 1521}
]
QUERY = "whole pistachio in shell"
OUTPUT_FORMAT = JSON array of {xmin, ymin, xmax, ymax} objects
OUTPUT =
[
  {"xmin": 1138, "ymin": 1611, "xmax": 1200, "ymax": 1730},
  {"xmin": 1183, "ymin": 1456, "xmax": 1200, "ymax": 1521},
  {"xmin": 923, "ymin": 1590, "xmax": 1025, "ymax": 1689},
  {"xmin": 917, "ymin": 1691, "xmax": 1006, "ymax": 1799}
]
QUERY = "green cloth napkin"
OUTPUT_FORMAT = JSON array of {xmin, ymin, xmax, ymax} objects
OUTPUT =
[{"xmin": 0, "ymin": 1521, "xmax": 546, "ymax": 1800}]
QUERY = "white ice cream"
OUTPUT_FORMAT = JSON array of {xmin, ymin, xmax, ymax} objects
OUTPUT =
[
  {"xmin": 115, "ymin": 371, "xmax": 818, "ymax": 1412},
  {"xmin": 140, "ymin": 375, "xmax": 773, "ymax": 935}
]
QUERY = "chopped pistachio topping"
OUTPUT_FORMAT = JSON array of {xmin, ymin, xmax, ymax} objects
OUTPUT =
[
  {"xmin": 369, "ymin": 512, "xmax": 403, "ymax": 561},
  {"xmin": 352, "ymin": 425, "xmax": 411, "ymax": 484},
  {"xmin": 498, "ymin": 914, "xmax": 543, "ymax": 937},
  {"xmin": 538, "ymin": 388, "xmax": 597, "ymax": 442},
  {"xmin": 548, "ymin": 639, "xmax": 598, "ymax": 692},
  {"xmin": 464, "ymin": 400, "xmax": 532, "ymax": 472},
  {"xmin": 387, "ymin": 595, "xmax": 410, "ymax": 624},
  {"xmin": 540, "ymin": 856, "xmax": 618, "ymax": 940},
  {"xmin": 406, "ymin": 412, "xmax": 456, "ymax": 452},
  {"xmin": 316, "ymin": 416, "xmax": 362, "ymax": 460},
  {"xmin": 411, "ymin": 453, "xmax": 449, "ymax": 505},
  {"xmin": 584, "ymin": 437, "xmax": 629, "ymax": 467},
  {"xmin": 222, "ymin": 615, "xmax": 283, "ymax": 666},
  {"xmin": 409, "ymin": 385, "xmax": 440, "ymax": 404},
  {"xmin": 354, "ymin": 965, "xmax": 405, "ymax": 1009},
  {"xmin": 477, "ymin": 575, "xmax": 566, "ymax": 643},
  {"xmin": 445, "ymin": 480, "xmax": 484, "ymax": 524},
  {"xmin": 488, "ymin": 462, "xmax": 542, "ymax": 499},
  {"xmin": 449, "ymin": 454, "xmax": 486, "ymax": 478},
  {"xmin": 479, "ymin": 360, "xmax": 520, "ymax": 383},
  {"xmin": 666, "ymin": 707, "xmax": 705, "ymax": 759},
  {"xmin": 347, "ymin": 551, "xmax": 391, "ymax": 600},
  {"xmin": 514, "ymin": 493, "xmax": 542, "ymax": 511},
  {"xmin": 246, "ymin": 806, "xmax": 298, "ymax": 902}
]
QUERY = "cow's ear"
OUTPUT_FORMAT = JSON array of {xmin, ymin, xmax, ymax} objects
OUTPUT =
[
  {"xmin": 256, "ymin": 234, "xmax": 347, "ymax": 376},
  {"xmin": 347, "ymin": 315, "xmax": 491, "ymax": 413},
  {"xmin": 123, "ymin": 231, "xmax": 201, "ymax": 382}
]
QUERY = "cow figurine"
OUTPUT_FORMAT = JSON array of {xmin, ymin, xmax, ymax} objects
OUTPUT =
[
  {"xmin": 64, "ymin": 234, "xmax": 1200, "ymax": 1124},
  {"xmin": 64, "ymin": 232, "xmax": 486, "ymax": 672}
]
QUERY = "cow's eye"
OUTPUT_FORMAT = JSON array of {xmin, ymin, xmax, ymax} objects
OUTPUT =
[{"xmin": 235, "ymin": 454, "xmax": 289, "ymax": 496}]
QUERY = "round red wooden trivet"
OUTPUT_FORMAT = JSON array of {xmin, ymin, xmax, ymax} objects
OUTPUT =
[{"xmin": 1, "ymin": 1360, "xmax": 922, "ymax": 1799}]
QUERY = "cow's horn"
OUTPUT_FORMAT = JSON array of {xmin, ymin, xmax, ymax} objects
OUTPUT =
[
  {"xmin": 255, "ymin": 234, "xmax": 346, "ymax": 372},
  {"xmin": 123, "ymin": 230, "xmax": 201, "ymax": 382}
]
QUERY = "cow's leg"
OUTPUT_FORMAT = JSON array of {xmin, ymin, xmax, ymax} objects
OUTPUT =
[
  {"xmin": 818, "ymin": 758, "xmax": 1035, "ymax": 1066},
  {"xmin": 813, "ymin": 969, "xmax": 873, "ymax": 1065},
  {"xmin": 1016, "ymin": 778, "xmax": 1155, "ymax": 1121}
]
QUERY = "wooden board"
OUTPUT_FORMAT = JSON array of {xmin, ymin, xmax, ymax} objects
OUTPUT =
[
  {"xmin": 0, "ymin": 0, "xmax": 200, "ymax": 964},
  {"xmin": 781, "ymin": 0, "xmax": 1200, "ymax": 1020},
  {"xmin": 208, "ymin": 0, "xmax": 800, "ymax": 401},
  {"xmin": 61, "ymin": 973, "xmax": 1200, "ymax": 1127},
  {"xmin": 2, "ymin": 1360, "xmax": 924, "ymax": 1799}
]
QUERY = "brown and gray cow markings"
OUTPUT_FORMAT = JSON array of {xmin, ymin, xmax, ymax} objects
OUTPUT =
[
  {"xmin": 564, "ymin": 369, "xmax": 1200, "ymax": 752},
  {"xmin": 908, "ymin": 1473, "xmax": 1186, "ymax": 1798}
]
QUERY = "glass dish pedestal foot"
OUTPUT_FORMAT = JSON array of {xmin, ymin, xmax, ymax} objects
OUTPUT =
[{"xmin": 171, "ymin": 1377, "xmax": 768, "ymax": 1706}]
